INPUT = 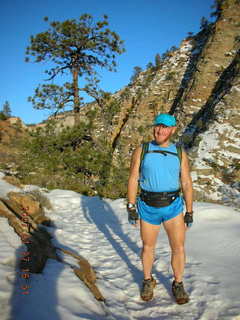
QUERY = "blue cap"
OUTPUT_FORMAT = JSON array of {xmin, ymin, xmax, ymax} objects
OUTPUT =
[{"xmin": 153, "ymin": 113, "xmax": 176, "ymax": 127}]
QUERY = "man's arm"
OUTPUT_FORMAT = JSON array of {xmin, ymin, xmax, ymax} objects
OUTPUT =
[
  {"xmin": 180, "ymin": 150, "xmax": 193, "ymax": 213},
  {"xmin": 127, "ymin": 146, "xmax": 142, "ymax": 204}
]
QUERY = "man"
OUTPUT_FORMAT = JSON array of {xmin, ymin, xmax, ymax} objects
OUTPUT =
[{"xmin": 127, "ymin": 113, "xmax": 193, "ymax": 304}]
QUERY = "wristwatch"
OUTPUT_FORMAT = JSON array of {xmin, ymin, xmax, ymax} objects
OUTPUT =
[{"xmin": 127, "ymin": 203, "xmax": 136, "ymax": 209}]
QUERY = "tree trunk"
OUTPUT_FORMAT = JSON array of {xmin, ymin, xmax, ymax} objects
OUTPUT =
[{"xmin": 72, "ymin": 68, "xmax": 80, "ymax": 125}]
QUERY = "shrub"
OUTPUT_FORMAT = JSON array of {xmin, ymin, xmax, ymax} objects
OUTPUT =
[
  {"xmin": 0, "ymin": 111, "xmax": 7, "ymax": 120},
  {"xmin": 16, "ymin": 119, "xmax": 128, "ymax": 199}
]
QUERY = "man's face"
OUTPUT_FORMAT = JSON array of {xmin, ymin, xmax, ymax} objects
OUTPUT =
[{"xmin": 153, "ymin": 124, "xmax": 176, "ymax": 144}]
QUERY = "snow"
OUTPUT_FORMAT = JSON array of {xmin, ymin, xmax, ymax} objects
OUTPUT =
[
  {"xmin": 0, "ymin": 173, "xmax": 21, "ymax": 198},
  {"xmin": 232, "ymin": 86, "xmax": 240, "ymax": 93},
  {"xmin": 180, "ymin": 43, "xmax": 193, "ymax": 53},
  {"xmin": 0, "ymin": 174, "xmax": 240, "ymax": 320},
  {"xmin": 195, "ymin": 119, "xmax": 240, "ymax": 169}
]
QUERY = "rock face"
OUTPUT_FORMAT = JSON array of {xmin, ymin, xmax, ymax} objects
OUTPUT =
[
  {"xmin": 6, "ymin": 117, "xmax": 27, "ymax": 128},
  {"xmin": 0, "ymin": 118, "xmax": 27, "ymax": 173},
  {"xmin": 0, "ymin": 119, "xmax": 25, "ymax": 144},
  {"xmin": 39, "ymin": 0, "xmax": 239, "ymax": 205},
  {"xmin": 0, "ymin": 191, "xmax": 53, "ymax": 273},
  {"xmin": 2, "ymin": 0, "xmax": 239, "ymax": 206}
]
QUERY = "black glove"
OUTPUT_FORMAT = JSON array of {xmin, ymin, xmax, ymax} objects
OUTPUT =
[
  {"xmin": 184, "ymin": 211, "xmax": 193, "ymax": 227},
  {"xmin": 127, "ymin": 203, "xmax": 139, "ymax": 225}
]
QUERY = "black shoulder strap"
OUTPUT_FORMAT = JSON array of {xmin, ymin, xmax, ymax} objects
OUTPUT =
[
  {"xmin": 176, "ymin": 146, "xmax": 182, "ymax": 165},
  {"xmin": 176, "ymin": 146, "xmax": 182, "ymax": 180},
  {"xmin": 139, "ymin": 142, "xmax": 149, "ymax": 174}
]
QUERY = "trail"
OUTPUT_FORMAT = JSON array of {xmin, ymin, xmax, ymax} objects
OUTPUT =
[
  {"xmin": 45, "ymin": 191, "xmax": 240, "ymax": 319},
  {"xmin": 0, "ymin": 186, "xmax": 239, "ymax": 319}
]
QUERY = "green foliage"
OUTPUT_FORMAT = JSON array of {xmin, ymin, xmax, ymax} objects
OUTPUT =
[
  {"xmin": 83, "ymin": 75, "xmax": 111, "ymax": 108},
  {"xmin": 97, "ymin": 158, "xmax": 129, "ymax": 199},
  {"xmin": 200, "ymin": 17, "xmax": 210, "ymax": 30},
  {"xmin": 235, "ymin": 35, "xmax": 240, "ymax": 42},
  {"xmin": 12, "ymin": 119, "xmax": 23, "ymax": 132},
  {"xmin": 0, "ymin": 111, "xmax": 7, "ymax": 120},
  {"xmin": 165, "ymin": 72, "xmax": 175, "ymax": 81},
  {"xmin": 161, "ymin": 46, "xmax": 178, "ymax": 61},
  {"xmin": 26, "ymin": 14, "xmax": 125, "ymax": 116},
  {"xmin": 141, "ymin": 72, "xmax": 155, "ymax": 90},
  {"xmin": 146, "ymin": 62, "xmax": 154, "ymax": 69},
  {"xmin": 28, "ymin": 83, "xmax": 74, "ymax": 112},
  {"xmin": 130, "ymin": 66, "xmax": 142, "ymax": 83},
  {"xmin": 169, "ymin": 45, "xmax": 178, "ymax": 52},
  {"xmin": 161, "ymin": 50, "xmax": 170, "ymax": 61},
  {"xmin": 16, "ymin": 120, "xmax": 128, "ymax": 198},
  {"xmin": 231, "ymin": 159, "xmax": 240, "ymax": 171},
  {"xmin": 137, "ymin": 125, "xmax": 145, "ymax": 134},
  {"xmin": 102, "ymin": 97, "xmax": 121, "ymax": 126},
  {"xmin": 1, "ymin": 101, "xmax": 11, "ymax": 118},
  {"xmin": 26, "ymin": 14, "xmax": 125, "ymax": 74},
  {"xmin": 155, "ymin": 53, "xmax": 162, "ymax": 69},
  {"xmin": 120, "ymin": 87, "xmax": 131, "ymax": 101},
  {"xmin": 210, "ymin": 0, "xmax": 224, "ymax": 18}
]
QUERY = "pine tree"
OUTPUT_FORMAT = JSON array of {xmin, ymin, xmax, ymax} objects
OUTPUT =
[
  {"xmin": 146, "ymin": 62, "xmax": 154, "ymax": 69},
  {"xmin": 28, "ymin": 83, "xmax": 75, "ymax": 116},
  {"xmin": 130, "ymin": 66, "xmax": 142, "ymax": 83},
  {"xmin": 162, "ymin": 49, "xmax": 170, "ymax": 61},
  {"xmin": 2, "ymin": 100, "xmax": 11, "ymax": 118},
  {"xmin": 169, "ymin": 46, "xmax": 178, "ymax": 52},
  {"xmin": 25, "ymin": 14, "xmax": 125, "ymax": 124},
  {"xmin": 200, "ymin": 17, "xmax": 210, "ymax": 30},
  {"xmin": 210, "ymin": 0, "xmax": 224, "ymax": 18},
  {"xmin": 155, "ymin": 53, "xmax": 162, "ymax": 69}
]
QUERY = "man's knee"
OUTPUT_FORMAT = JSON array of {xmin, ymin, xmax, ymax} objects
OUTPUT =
[
  {"xmin": 171, "ymin": 245, "xmax": 185, "ymax": 255},
  {"xmin": 142, "ymin": 243, "xmax": 155, "ymax": 253}
]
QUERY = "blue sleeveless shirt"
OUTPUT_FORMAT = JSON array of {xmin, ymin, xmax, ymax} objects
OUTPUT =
[{"xmin": 139, "ymin": 141, "xmax": 181, "ymax": 192}]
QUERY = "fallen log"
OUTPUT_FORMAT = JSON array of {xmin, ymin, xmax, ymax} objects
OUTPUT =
[{"xmin": 0, "ymin": 191, "xmax": 105, "ymax": 301}]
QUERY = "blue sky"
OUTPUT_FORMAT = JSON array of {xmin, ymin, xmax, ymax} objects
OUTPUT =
[{"xmin": 0, "ymin": 0, "xmax": 214, "ymax": 124}]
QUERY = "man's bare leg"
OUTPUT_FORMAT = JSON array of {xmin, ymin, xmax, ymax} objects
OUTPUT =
[
  {"xmin": 139, "ymin": 219, "xmax": 160, "ymax": 301},
  {"xmin": 163, "ymin": 213, "xmax": 186, "ymax": 282},
  {"xmin": 163, "ymin": 212, "xmax": 189, "ymax": 304},
  {"xmin": 140, "ymin": 219, "xmax": 160, "ymax": 279}
]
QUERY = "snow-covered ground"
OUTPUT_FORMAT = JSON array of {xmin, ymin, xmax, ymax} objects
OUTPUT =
[{"xmin": 0, "ymin": 174, "xmax": 240, "ymax": 320}]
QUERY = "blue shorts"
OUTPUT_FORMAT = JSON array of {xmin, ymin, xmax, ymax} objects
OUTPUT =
[{"xmin": 137, "ymin": 196, "xmax": 183, "ymax": 225}]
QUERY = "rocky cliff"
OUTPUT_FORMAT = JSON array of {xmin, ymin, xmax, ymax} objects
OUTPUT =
[
  {"xmin": 43, "ymin": 0, "xmax": 239, "ymax": 206},
  {"xmin": 2, "ymin": 0, "xmax": 240, "ymax": 207}
]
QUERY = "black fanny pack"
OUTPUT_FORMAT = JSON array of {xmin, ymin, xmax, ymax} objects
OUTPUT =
[{"xmin": 140, "ymin": 189, "xmax": 180, "ymax": 208}]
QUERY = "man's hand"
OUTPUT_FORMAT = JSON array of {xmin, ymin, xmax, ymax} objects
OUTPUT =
[
  {"xmin": 184, "ymin": 211, "xmax": 193, "ymax": 228},
  {"xmin": 127, "ymin": 203, "xmax": 139, "ymax": 225}
]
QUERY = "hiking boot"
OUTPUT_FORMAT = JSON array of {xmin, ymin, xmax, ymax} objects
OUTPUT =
[
  {"xmin": 172, "ymin": 280, "xmax": 189, "ymax": 304},
  {"xmin": 140, "ymin": 277, "xmax": 157, "ymax": 301}
]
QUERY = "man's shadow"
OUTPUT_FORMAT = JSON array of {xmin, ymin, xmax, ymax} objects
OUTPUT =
[
  {"xmin": 81, "ymin": 196, "xmax": 142, "ymax": 286},
  {"xmin": 9, "ymin": 226, "xmax": 62, "ymax": 320},
  {"xmin": 81, "ymin": 196, "xmax": 172, "ymax": 296}
]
